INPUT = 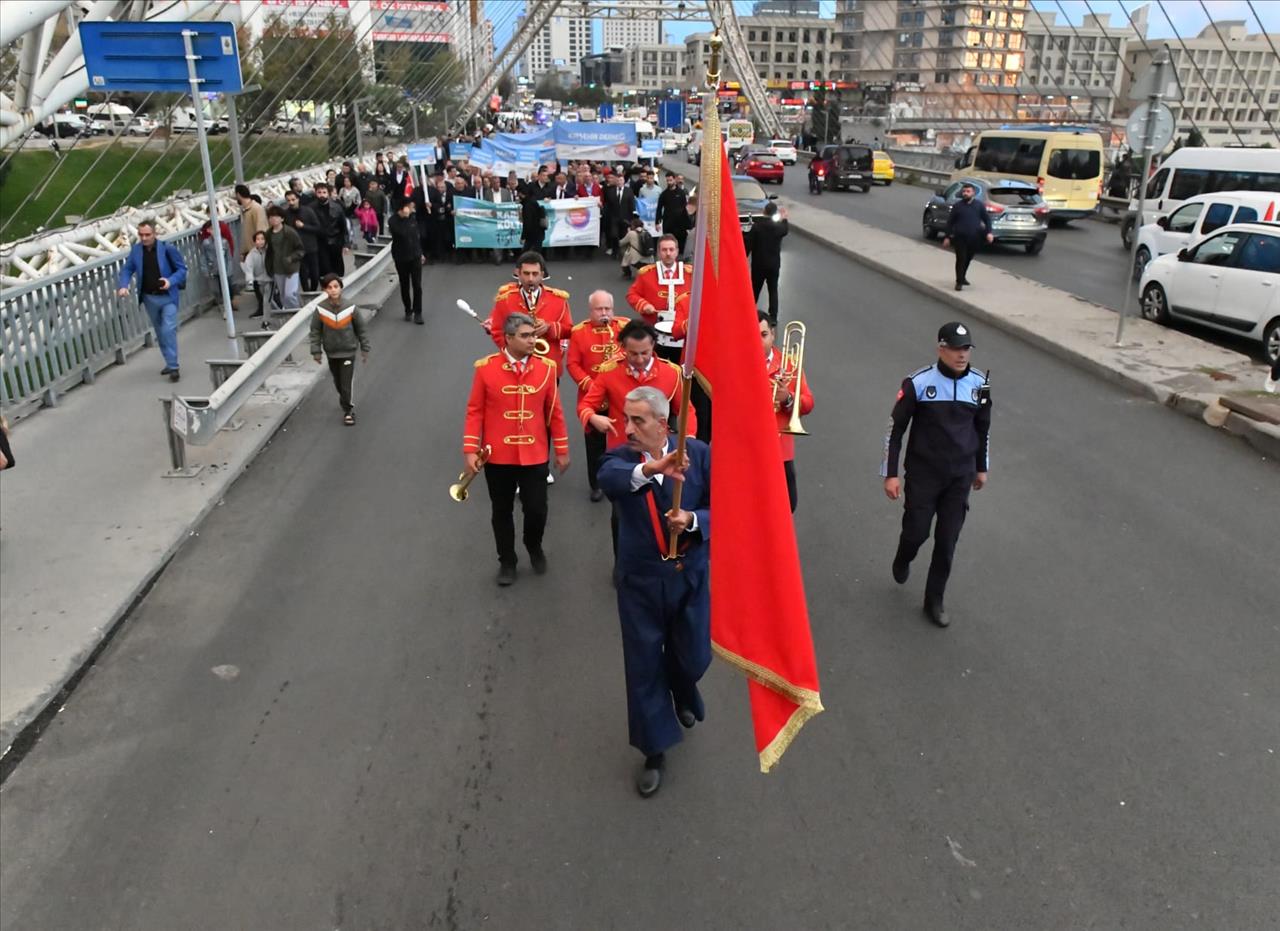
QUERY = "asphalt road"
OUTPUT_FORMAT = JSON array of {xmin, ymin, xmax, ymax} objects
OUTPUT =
[
  {"xmin": 665, "ymin": 153, "xmax": 1266, "ymax": 360},
  {"xmin": 2, "ymin": 245, "xmax": 1276, "ymax": 930}
]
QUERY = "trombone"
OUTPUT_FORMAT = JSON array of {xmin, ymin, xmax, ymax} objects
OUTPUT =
[
  {"xmin": 450, "ymin": 445, "xmax": 491, "ymax": 502},
  {"xmin": 456, "ymin": 299, "xmax": 551, "ymax": 356},
  {"xmin": 772, "ymin": 320, "xmax": 809, "ymax": 436}
]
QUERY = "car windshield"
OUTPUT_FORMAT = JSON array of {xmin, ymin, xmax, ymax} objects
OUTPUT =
[
  {"xmin": 988, "ymin": 188, "xmax": 1042, "ymax": 206},
  {"xmin": 693, "ymin": 179, "xmax": 767, "ymax": 205}
]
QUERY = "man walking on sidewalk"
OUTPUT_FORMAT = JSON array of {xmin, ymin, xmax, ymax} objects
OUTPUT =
[
  {"xmin": 943, "ymin": 182, "xmax": 993, "ymax": 291},
  {"xmin": 309, "ymin": 274, "xmax": 370, "ymax": 427},
  {"xmin": 116, "ymin": 220, "xmax": 187, "ymax": 383}
]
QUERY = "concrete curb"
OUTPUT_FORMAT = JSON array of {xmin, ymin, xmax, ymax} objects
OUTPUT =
[
  {"xmin": 784, "ymin": 204, "xmax": 1279, "ymax": 461},
  {"xmin": 0, "ymin": 270, "xmax": 399, "ymax": 763}
]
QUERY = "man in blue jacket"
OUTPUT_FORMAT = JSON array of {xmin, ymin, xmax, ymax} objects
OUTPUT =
[
  {"xmin": 116, "ymin": 220, "xmax": 188, "ymax": 382},
  {"xmin": 598, "ymin": 385, "xmax": 711, "ymax": 798},
  {"xmin": 943, "ymin": 182, "xmax": 994, "ymax": 291}
]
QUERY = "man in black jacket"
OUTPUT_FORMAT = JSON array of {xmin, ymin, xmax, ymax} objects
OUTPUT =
[
  {"xmin": 283, "ymin": 189, "xmax": 323, "ymax": 291},
  {"xmin": 520, "ymin": 188, "xmax": 546, "ymax": 255},
  {"xmin": 312, "ymin": 182, "xmax": 351, "ymax": 278},
  {"xmin": 746, "ymin": 203, "xmax": 789, "ymax": 324},
  {"xmin": 943, "ymin": 182, "xmax": 994, "ymax": 291},
  {"xmin": 389, "ymin": 200, "xmax": 424, "ymax": 323},
  {"xmin": 601, "ymin": 172, "xmax": 627, "ymax": 256},
  {"xmin": 655, "ymin": 173, "xmax": 691, "ymax": 257}
]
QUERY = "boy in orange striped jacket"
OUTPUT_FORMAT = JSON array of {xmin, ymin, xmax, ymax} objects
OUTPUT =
[{"xmin": 309, "ymin": 273, "xmax": 371, "ymax": 425}]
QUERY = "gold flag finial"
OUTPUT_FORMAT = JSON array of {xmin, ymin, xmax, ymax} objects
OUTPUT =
[{"xmin": 706, "ymin": 33, "xmax": 722, "ymax": 89}]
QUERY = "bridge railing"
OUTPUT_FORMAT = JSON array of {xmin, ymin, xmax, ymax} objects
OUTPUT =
[
  {"xmin": 160, "ymin": 236, "xmax": 393, "ymax": 476},
  {"xmin": 1, "ymin": 221, "xmax": 240, "ymax": 420}
]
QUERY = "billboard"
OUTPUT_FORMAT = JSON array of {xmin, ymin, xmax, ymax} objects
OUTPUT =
[
  {"xmin": 259, "ymin": 0, "xmax": 351, "ymax": 35},
  {"xmin": 371, "ymin": 0, "xmax": 451, "ymax": 43}
]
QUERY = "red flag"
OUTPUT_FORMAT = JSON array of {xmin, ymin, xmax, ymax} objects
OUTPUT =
[{"xmin": 691, "ymin": 143, "xmax": 822, "ymax": 772}]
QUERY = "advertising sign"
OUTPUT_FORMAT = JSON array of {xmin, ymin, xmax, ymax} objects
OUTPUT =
[
  {"xmin": 448, "ymin": 142, "xmax": 473, "ymax": 161},
  {"xmin": 371, "ymin": 0, "xmax": 451, "ymax": 43},
  {"xmin": 640, "ymin": 139, "xmax": 662, "ymax": 158},
  {"xmin": 552, "ymin": 121, "xmax": 637, "ymax": 161},
  {"xmin": 541, "ymin": 197, "xmax": 601, "ymax": 247},
  {"xmin": 453, "ymin": 196, "xmax": 523, "ymax": 249}
]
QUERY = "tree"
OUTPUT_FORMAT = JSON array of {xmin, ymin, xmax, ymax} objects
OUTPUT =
[
  {"xmin": 1186, "ymin": 127, "xmax": 1205, "ymax": 147},
  {"xmin": 533, "ymin": 75, "xmax": 570, "ymax": 103},
  {"xmin": 496, "ymin": 73, "xmax": 515, "ymax": 102}
]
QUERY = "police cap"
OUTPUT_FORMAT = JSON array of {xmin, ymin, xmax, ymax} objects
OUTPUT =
[{"xmin": 938, "ymin": 321, "xmax": 975, "ymax": 348}]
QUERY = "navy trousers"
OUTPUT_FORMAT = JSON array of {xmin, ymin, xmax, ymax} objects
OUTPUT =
[
  {"xmin": 615, "ymin": 563, "xmax": 711, "ymax": 757},
  {"xmin": 896, "ymin": 468, "xmax": 973, "ymax": 603}
]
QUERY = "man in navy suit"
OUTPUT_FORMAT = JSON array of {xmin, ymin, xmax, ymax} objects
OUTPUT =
[{"xmin": 598, "ymin": 385, "xmax": 711, "ymax": 798}]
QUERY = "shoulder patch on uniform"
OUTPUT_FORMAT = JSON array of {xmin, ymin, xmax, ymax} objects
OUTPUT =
[
  {"xmin": 597, "ymin": 360, "xmax": 619, "ymax": 373},
  {"xmin": 637, "ymin": 263, "xmax": 655, "ymax": 275},
  {"xmin": 475, "ymin": 353, "xmax": 498, "ymax": 368},
  {"xmin": 661, "ymin": 359, "xmax": 682, "ymax": 374},
  {"xmin": 909, "ymin": 365, "xmax": 933, "ymax": 378},
  {"xmin": 539, "ymin": 356, "xmax": 558, "ymax": 369},
  {"xmin": 548, "ymin": 287, "xmax": 569, "ymax": 299},
  {"xmin": 969, "ymin": 366, "xmax": 986, "ymax": 381},
  {"xmin": 571, "ymin": 320, "xmax": 590, "ymax": 332},
  {"xmin": 613, "ymin": 315, "xmax": 629, "ymax": 325}
]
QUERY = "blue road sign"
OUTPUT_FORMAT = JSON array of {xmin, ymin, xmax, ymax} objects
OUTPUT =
[
  {"xmin": 80, "ymin": 21, "xmax": 242, "ymax": 94},
  {"xmin": 657, "ymin": 100, "xmax": 685, "ymax": 130},
  {"xmin": 598, "ymin": 103, "xmax": 615, "ymax": 120}
]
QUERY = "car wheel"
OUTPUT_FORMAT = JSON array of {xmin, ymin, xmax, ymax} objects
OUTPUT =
[
  {"xmin": 1132, "ymin": 245, "xmax": 1152, "ymax": 281},
  {"xmin": 860, "ymin": 184, "xmax": 871, "ymax": 193},
  {"xmin": 1141, "ymin": 283, "xmax": 1170, "ymax": 325},
  {"xmin": 1120, "ymin": 216, "xmax": 1135, "ymax": 250},
  {"xmin": 884, "ymin": 179, "xmax": 892, "ymax": 186},
  {"xmin": 922, "ymin": 213, "xmax": 937, "ymax": 240},
  {"xmin": 1025, "ymin": 238, "xmax": 1044, "ymax": 255},
  {"xmin": 1264, "ymin": 317, "xmax": 1280, "ymax": 365}
]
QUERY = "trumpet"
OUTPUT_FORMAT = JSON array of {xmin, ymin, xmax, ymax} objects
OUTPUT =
[
  {"xmin": 772, "ymin": 320, "xmax": 809, "ymax": 436},
  {"xmin": 456, "ymin": 298, "xmax": 550, "ymax": 356},
  {"xmin": 450, "ymin": 445, "xmax": 491, "ymax": 502}
]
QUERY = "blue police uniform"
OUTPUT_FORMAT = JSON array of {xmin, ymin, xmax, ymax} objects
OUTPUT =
[
  {"xmin": 882, "ymin": 351, "xmax": 991, "ymax": 611},
  {"xmin": 598, "ymin": 438, "xmax": 711, "ymax": 759}
]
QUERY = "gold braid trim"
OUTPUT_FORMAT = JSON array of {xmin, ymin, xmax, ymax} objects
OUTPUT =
[
  {"xmin": 712, "ymin": 641, "xmax": 823, "ymax": 708},
  {"xmin": 758, "ymin": 699, "xmax": 823, "ymax": 774}
]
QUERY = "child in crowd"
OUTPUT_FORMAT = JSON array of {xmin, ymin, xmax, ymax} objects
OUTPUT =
[
  {"xmin": 355, "ymin": 199, "xmax": 380, "ymax": 244},
  {"xmin": 240, "ymin": 229, "xmax": 271, "ymax": 318},
  {"xmin": 309, "ymin": 273, "xmax": 370, "ymax": 426}
]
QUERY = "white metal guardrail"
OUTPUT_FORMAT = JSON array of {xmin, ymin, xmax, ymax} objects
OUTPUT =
[
  {"xmin": 0, "ymin": 221, "xmax": 238, "ymax": 419},
  {"xmin": 159, "ymin": 238, "xmax": 393, "ymax": 475}
]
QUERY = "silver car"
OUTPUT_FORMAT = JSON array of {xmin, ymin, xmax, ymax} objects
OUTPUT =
[{"xmin": 923, "ymin": 177, "xmax": 1050, "ymax": 255}]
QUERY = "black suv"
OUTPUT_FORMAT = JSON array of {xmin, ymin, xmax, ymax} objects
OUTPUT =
[{"xmin": 816, "ymin": 144, "xmax": 874, "ymax": 192}]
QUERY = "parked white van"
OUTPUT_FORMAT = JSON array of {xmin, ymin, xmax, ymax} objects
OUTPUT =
[
  {"xmin": 1121, "ymin": 146, "xmax": 1280, "ymax": 247},
  {"xmin": 1133, "ymin": 190, "xmax": 1279, "ymax": 279}
]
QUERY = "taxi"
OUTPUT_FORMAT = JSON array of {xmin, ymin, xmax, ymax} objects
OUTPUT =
[{"xmin": 873, "ymin": 150, "xmax": 895, "ymax": 186}]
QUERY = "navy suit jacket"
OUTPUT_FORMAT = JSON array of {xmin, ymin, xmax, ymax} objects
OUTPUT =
[{"xmin": 598, "ymin": 438, "xmax": 711, "ymax": 574}]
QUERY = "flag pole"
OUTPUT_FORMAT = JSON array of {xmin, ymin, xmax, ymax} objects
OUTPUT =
[{"xmin": 667, "ymin": 34, "xmax": 722, "ymax": 559}]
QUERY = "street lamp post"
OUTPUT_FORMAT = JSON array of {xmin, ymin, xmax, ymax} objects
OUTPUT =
[
  {"xmin": 224, "ymin": 82, "xmax": 260, "ymax": 185},
  {"xmin": 353, "ymin": 95, "xmax": 373, "ymax": 160}
]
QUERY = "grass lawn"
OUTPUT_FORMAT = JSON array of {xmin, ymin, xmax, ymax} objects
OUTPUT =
[{"xmin": 0, "ymin": 136, "xmax": 335, "ymax": 242}]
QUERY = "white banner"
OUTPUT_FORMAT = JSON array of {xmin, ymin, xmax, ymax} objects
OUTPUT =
[{"xmin": 543, "ymin": 197, "xmax": 600, "ymax": 248}]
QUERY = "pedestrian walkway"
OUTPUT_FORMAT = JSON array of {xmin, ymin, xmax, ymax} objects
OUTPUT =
[
  {"xmin": 0, "ymin": 272, "xmax": 395, "ymax": 752},
  {"xmin": 779, "ymin": 196, "xmax": 1280, "ymax": 458}
]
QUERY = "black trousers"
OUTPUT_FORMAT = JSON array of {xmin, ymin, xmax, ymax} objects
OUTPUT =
[
  {"xmin": 953, "ymin": 236, "xmax": 978, "ymax": 286},
  {"xmin": 327, "ymin": 356, "xmax": 355, "ymax": 413},
  {"xmin": 300, "ymin": 251, "xmax": 320, "ymax": 292},
  {"xmin": 669, "ymin": 228, "xmax": 688, "ymax": 257},
  {"xmin": 484, "ymin": 462, "xmax": 550, "ymax": 566},
  {"xmin": 395, "ymin": 259, "xmax": 422, "ymax": 316},
  {"xmin": 584, "ymin": 429, "xmax": 606, "ymax": 491},
  {"xmin": 320, "ymin": 242, "xmax": 345, "ymax": 279},
  {"xmin": 895, "ymin": 469, "xmax": 973, "ymax": 603},
  {"xmin": 251, "ymin": 282, "xmax": 265, "ymax": 315},
  {"xmin": 783, "ymin": 459, "xmax": 797, "ymax": 513},
  {"xmin": 752, "ymin": 264, "xmax": 780, "ymax": 322}
]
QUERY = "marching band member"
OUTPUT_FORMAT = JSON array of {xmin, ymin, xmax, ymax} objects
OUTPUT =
[
  {"xmin": 626, "ymin": 235, "xmax": 692, "ymax": 364},
  {"xmin": 566, "ymin": 290, "xmax": 627, "ymax": 503},
  {"xmin": 760, "ymin": 312, "xmax": 813, "ymax": 513},
  {"xmin": 487, "ymin": 251, "xmax": 573, "ymax": 372},
  {"xmin": 463, "ymin": 312, "xmax": 570, "ymax": 587}
]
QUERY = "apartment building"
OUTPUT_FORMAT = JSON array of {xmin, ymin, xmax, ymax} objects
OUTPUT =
[
  {"xmin": 1121, "ymin": 20, "xmax": 1280, "ymax": 148},
  {"xmin": 1019, "ymin": 6, "xmax": 1147, "ymax": 124},
  {"xmin": 624, "ymin": 45, "xmax": 688, "ymax": 90},
  {"xmin": 517, "ymin": 12, "xmax": 593, "ymax": 80},
  {"xmin": 602, "ymin": 1, "xmax": 663, "ymax": 48},
  {"xmin": 684, "ymin": 15, "xmax": 834, "ymax": 84}
]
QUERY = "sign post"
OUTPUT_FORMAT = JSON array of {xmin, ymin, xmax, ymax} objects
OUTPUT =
[
  {"xmin": 80, "ymin": 21, "xmax": 244, "ymax": 358},
  {"xmin": 1116, "ymin": 48, "xmax": 1175, "ymax": 346}
]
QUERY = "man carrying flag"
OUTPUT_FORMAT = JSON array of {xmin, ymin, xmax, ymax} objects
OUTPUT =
[{"xmin": 597, "ymin": 387, "xmax": 711, "ymax": 797}]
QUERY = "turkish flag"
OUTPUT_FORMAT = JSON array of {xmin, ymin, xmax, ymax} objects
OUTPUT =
[{"xmin": 688, "ymin": 142, "xmax": 823, "ymax": 772}]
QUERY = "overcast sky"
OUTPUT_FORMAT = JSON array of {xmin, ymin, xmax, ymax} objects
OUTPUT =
[{"xmin": 489, "ymin": 1, "xmax": 1278, "ymax": 51}]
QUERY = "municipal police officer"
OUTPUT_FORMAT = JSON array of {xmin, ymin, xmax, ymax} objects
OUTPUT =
[{"xmin": 881, "ymin": 322, "xmax": 991, "ymax": 627}]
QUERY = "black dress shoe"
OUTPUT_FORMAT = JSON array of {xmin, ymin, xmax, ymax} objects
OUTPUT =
[
  {"xmin": 962, "ymin": 278, "xmax": 972, "ymax": 285},
  {"xmin": 636, "ymin": 754, "xmax": 664, "ymax": 798},
  {"xmin": 954, "ymin": 283, "xmax": 963, "ymax": 291},
  {"xmin": 414, "ymin": 314, "xmax": 424, "ymax": 325},
  {"xmin": 528, "ymin": 549, "xmax": 547, "ymax": 575},
  {"xmin": 924, "ymin": 597, "xmax": 950, "ymax": 628},
  {"xmin": 169, "ymin": 368, "xmax": 180, "ymax": 383},
  {"xmin": 404, "ymin": 311, "xmax": 413, "ymax": 321},
  {"xmin": 589, "ymin": 488, "xmax": 604, "ymax": 502},
  {"xmin": 892, "ymin": 557, "xmax": 910, "ymax": 585},
  {"xmin": 676, "ymin": 706, "xmax": 697, "ymax": 729},
  {"xmin": 496, "ymin": 563, "xmax": 517, "ymax": 586}
]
